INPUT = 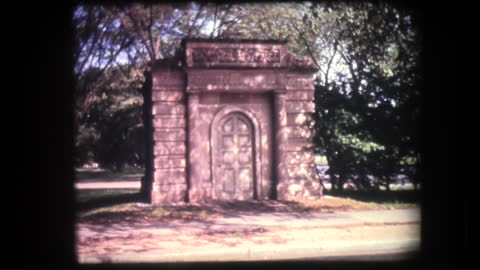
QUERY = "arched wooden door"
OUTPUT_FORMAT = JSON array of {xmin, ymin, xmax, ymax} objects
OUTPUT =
[{"xmin": 213, "ymin": 112, "xmax": 255, "ymax": 200}]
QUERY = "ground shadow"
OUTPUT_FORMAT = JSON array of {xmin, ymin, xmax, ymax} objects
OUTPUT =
[
  {"xmin": 77, "ymin": 192, "xmax": 146, "ymax": 212},
  {"xmin": 200, "ymin": 200, "xmax": 316, "ymax": 218},
  {"xmin": 76, "ymin": 189, "xmax": 420, "ymax": 222},
  {"xmin": 77, "ymin": 196, "xmax": 317, "ymax": 223},
  {"xmin": 325, "ymin": 189, "xmax": 421, "ymax": 204}
]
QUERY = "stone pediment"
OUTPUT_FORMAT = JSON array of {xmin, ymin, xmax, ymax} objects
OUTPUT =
[{"xmin": 184, "ymin": 39, "xmax": 317, "ymax": 72}]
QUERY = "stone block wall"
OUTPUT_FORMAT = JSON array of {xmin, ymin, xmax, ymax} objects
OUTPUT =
[
  {"xmin": 147, "ymin": 39, "xmax": 323, "ymax": 204},
  {"xmin": 283, "ymin": 73, "xmax": 322, "ymax": 199},
  {"xmin": 150, "ymin": 70, "xmax": 188, "ymax": 204}
]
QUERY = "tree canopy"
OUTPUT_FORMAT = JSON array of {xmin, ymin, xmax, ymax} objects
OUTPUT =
[{"xmin": 73, "ymin": 2, "xmax": 422, "ymax": 191}]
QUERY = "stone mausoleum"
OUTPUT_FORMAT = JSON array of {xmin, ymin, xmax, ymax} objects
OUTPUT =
[{"xmin": 144, "ymin": 39, "xmax": 323, "ymax": 204}]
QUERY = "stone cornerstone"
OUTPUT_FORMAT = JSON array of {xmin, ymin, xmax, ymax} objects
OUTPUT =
[{"xmin": 146, "ymin": 39, "xmax": 323, "ymax": 204}]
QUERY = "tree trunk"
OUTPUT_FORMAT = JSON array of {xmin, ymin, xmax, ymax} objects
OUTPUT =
[
  {"xmin": 329, "ymin": 173, "xmax": 338, "ymax": 191},
  {"xmin": 115, "ymin": 162, "xmax": 124, "ymax": 172},
  {"xmin": 140, "ymin": 71, "xmax": 153, "ymax": 202},
  {"xmin": 318, "ymin": 176, "xmax": 327, "ymax": 192},
  {"xmin": 337, "ymin": 174, "xmax": 345, "ymax": 192},
  {"xmin": 331, "ymin": 181, "xmax": 337, "ymax": 191}
]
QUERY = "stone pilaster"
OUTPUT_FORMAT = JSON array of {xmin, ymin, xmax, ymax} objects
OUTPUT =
[
  {"xmin": 186, "ymin": 93, "xmax": 202, "ymax": 202},
  {"xmin": 150, "ymin": 70, "xmax": 187, "ymax": 204},
  {"xmin": 273, "ymin": 91, "xmax": 289, "ymax": 200},
  {"xmin": 283, "ymin": 72, "xmax": 323, "ymax": 199}
]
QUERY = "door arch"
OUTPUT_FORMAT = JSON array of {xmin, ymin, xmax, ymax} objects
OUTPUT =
[{"xmin": 211, "ymin": 107, "xmax": 261, "ymax": 200}]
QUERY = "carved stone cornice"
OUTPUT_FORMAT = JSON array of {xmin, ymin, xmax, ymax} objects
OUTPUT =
[
  {"xmin": 282, "ymin": 52, "xmax": 317, "ymax": 72},
  {"xmin": 191, "ymin": 47, "xmax": 281, "ymax": 65},
  {"xmin": 185, "ymin": 40, "xmax": 317, "ymax": 72}
]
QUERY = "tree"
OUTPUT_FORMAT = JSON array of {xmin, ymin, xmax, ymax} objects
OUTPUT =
[
  {"xmin": 73, "ymin": 5, "xmax": 135, "ymax": 121},
  {"xmin": 74, "ymin": 65, "xmax": 144, "ymax": 171},
  {"xmin": 73, "ymin": 2, "xmax": 244, "ymax": 122},
  {"xmin": 73, "ymin": 3, "xmax": 247, "ymax": 199},
  {"xmin": 308, "ymin": 2, "xmax": 422, "ymax": 191}
]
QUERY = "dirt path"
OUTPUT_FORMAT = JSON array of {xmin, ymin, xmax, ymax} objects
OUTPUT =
[
  {"xmin": 77, "ymin": 223, "xmax": 420, "ymax": 263},
  {"xmin": 76, "ymin": 208, "xmax": 421, "ymax": 263},
  {"xmin": 75, "ymin": 181, "xmax": 141, "ymax": 189}
]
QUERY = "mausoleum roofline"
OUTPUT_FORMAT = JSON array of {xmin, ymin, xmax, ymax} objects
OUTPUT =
[
  {"xmin": 182, "ymin": 38, "xmax": 288, "ymax": 45},
  {"xmin": 150, "ymin": 38, "xmax": 318, "ymax": 73}
]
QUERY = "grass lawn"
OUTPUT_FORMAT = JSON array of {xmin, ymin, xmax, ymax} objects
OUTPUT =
[
  {"xmin": 76, "ymin": 188, "xmax": 220, "ymax": 222},
  {"xmin": 294, "ymin": 195, "xmax": 418, "ymax": 212},
  {"xmin": 78, "ymin": 202, "xmax": 220, "ymax": 223},
  {"xmin": 323, "ymin": 189, "xmax": 420, "ymax": 206},
  {"xmin": 76, "ymin": 188, "xmax": 140, "ymax": 204},
  {"xmin": 75, "ymin": 167, "xmax": 420, "ymax": 224},
  {"xmin": 75, "ymin": 167, "xmax": 144, "ymax": 181},
  {"xmin": 75, "ymin": 188, "xmax": 420, "ymax": 224}
]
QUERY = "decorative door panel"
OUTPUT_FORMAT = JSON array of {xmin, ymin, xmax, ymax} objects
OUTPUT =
[
  {"xmin": 214, "ymin": 112, "xmax": 255, "ymax": 200},
  {"xmin": 221, "ymin": 168, "xmax": 235, "ymax": 193}
]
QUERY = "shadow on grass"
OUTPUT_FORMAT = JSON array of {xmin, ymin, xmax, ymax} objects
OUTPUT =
[
  {"xmin": 76, "ymin": 189, "xmax": 421, "ymax": 225},
  {"xmin": 77, "ymin": 195, "xmax": 316, "ymax": 222},
  {"xmin": 324, "ymin": 189, "xmax": 421, "ymax": 204},
  {"xmin": 200, "ymin": 200, "xmax": 317, "ymax": 218},
  {"xmin": 77, "ymin": 192, "xmax": 146, "ymax": 212}
]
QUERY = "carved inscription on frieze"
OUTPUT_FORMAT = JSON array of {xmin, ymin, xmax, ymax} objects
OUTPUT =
[
  {"xmin": 188, "ymin": 73, "xmax": 225, "ymax": 88},
  {"xmin": 191, "ymin": 48, "xmax": 281, "ymax": 66},
  {"xmin": 229, "ymin": 73, "xmax": 277, "ymax": 88},
  {"xmin": 185, "ymin": 41, "xmax": 317, "ymax": 70},
  {"xmin": 188, "ymin": 71, "xmax": 281, "ymax": 91}
]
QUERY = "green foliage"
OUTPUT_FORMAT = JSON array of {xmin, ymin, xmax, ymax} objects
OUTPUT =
[
  {"xmin": 310, "ymin": 2, "xmax": 422, "ymax": 191},
  {"xmin": 74, "ymin": 65, "xmax": 145, "ymax": 170}
]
